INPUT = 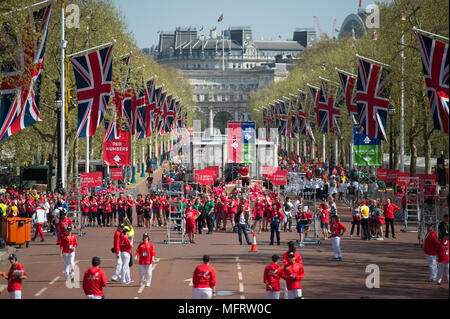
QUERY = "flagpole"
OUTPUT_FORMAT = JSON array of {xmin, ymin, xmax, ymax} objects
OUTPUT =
[
  {"xmin": 355, "ymin": 54, "xmax": 391, "ymax": 68},
  {"xmin": 60, "ymin": 1, "xmax": 67, "ymax": 188},
  {"xmin": 68, "ymin": 40, "xmax": 116, "ymax": 58},
  {"xmin": 141, "ymin": 145, "xmax": 145, "ymax": 178},
  {"xmin": 86, "ymin": 135, "xmax": 89, "ymax": 173},
  {"xmin": 131, "ymin": 138, "xmax": 136, "ymax": 183},
  {"xmin": 399, "ymin": 16, "xmax": 405, "ymax": 172},
  {"xmin": 222, "ymin": 24, "xmax": 225, "ymax": 71},
  {"xmin": 1, "ymin": 0, "xmax": 55, "ymax": 16},
  {"xmin": 412, "ymin": 26, "xmax": 449, "ymax": 42},
  {"xmin": 322, "ymin": 134, "xmax": 326, "ymax": 169},
  {"xmin": 334, "ymin": 137, "xmax": 338, "ymax": 169}
]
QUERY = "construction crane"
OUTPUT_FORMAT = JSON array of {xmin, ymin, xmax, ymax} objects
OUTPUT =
[
  {"xmin": 331, "ymin": 17, "xmax": 338, "ymax": 39},
  {"xmin": 313, "ymin": 16, "xmax": 327, "ymax": 40}
]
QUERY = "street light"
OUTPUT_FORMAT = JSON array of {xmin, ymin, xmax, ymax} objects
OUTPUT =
[
  {"xmin": 54, "ymin": 81, "xmax": 64, "ymax": 194},
  {"xmin": 388, "ymin": 104, "xmax": 396, "ymax": 170}
]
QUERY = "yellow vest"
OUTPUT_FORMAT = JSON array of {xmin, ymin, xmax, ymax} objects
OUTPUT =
[
  {"xmin": 360, "ymin": 205, "xmax": 370, "ymax": 218},
  {"xmin": 0, "ymin": 204, "xmax": 6, "ymax": 216},
  {"xmin": 124, "ymin": 225, "xmax": 134, "ymax": 243}
]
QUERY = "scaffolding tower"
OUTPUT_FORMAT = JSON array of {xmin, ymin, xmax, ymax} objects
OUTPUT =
[
  {"xmin": 300, "ymin": 180, "xmax": 320, "ymax": 245},
  {"xmin": 163, "ymin": 183, "xmax": 187, "ymax": 244},
  {"xmin": 418, "ymin": 185, "xmax": 440, "ymax": 247},
  {"xmin": 401, "ymin": 177, "xmax": 420, "ymax": 233},
  {"xmin": 67, "ymin": 176, "xmax": 85, "ymax": 237}
]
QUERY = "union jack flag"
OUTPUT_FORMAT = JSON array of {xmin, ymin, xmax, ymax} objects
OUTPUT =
[
  {"xmin": 337, "ymin": 69, "xmax": 359, "ymax": 124},
  {"xmin": 104, "ymin": 119, "xmax": 120, "ymax": 141},
  {"xmin": 155, "ymin": 90, "xmax": 166, "ymax": 135},
  {"xmin": 149, "ymin": 85, "xmax": 162, "ymax": 134},
  {"xmin": 356, "ymin": 58, "xmax": 393, "ymax": 140},
  {"xmin": 315, "ymin": 79, "xmax": 342, "ymax": 135},
  {"xmin": 163, "ymin": 94, "xmax": 176, "ymax": 133},
  {"xmin": 278, "ymin": 100, "xmax": 289, "ymax": 136},
  {"xmin": 143, "ymin": 78, "xmax": 155, "ymax": 137},
  {"xmin": 297, "ymin": 92, "xmax": 307, "ymax": 135},
  {"xmin": 121, "ymin": 86, "xmax": 135, "ymax": 134},
  {"xmin": 415, "ymin": 31, "xmax": 449, "ymax": 134},
  {"xmin": 262, "ymin": 107, "xmax": 270, "ymax": 132},
  {"xmin": 306, "ymin": 84, "xmax": 319, "ymax": 119},
  {"xmin": 269, "ymin": 104, "xmax": 276, "ymax": 129},
  {"xmin": 0, "ymin": 3, "xmax": 52, "ymax": 141},
  {"xmin": 134, "ymin": 85, "xmax": 147, "ymax": 139},
  {"xmin": 71, "ymin": 45, "xmax": 114, "ymax": 138}
]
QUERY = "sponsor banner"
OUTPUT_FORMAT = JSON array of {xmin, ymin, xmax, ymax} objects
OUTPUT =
[
  {"xmin": 80, "ymin": 172, "xmax": 103, "ymax": 188},
  {"xmin": 110, "ymin": 167, "xmax": 123, "ymax": 181},
  {"xmin": 241, "ymin": 121, "xmax": 256, "ymax": 163},
  {"xmin": 377, "ymin": 168, "xmax": 388, "ymax": 181},
  {"xmin": 194, "ymin": 169, "xmax": 214, "ymax": 186},
  {"xmin": 204, "ymin": 166, "xmax": 219, "ymax": 180},
  {"xmin": 262, "ymin": 166, "xmax": 278, "ymax": 178},
  {"xmin": 386, "ymin": 169, "xmax": 398, "ymax": 183},
  {"xmin": 414, "ymin": 174, "xmax": 436, "ymax": 187},
  {"xmin": 227, "ymin": 122, "xmax": 242, "ymax": 163},
  {"xmin": 353, "ymin": 125, "xmax": 382, "ymax": 166},
  {"xmin": 396, "ymin": 172, "xmax": 411, "ymax": 186},
  {"xmin": 269, "ymin": 168, "xmax": 288, "ymax": 185},
  {"xmin": 103, "ymin": 129, "xmax": 131, "ymax": 166}
]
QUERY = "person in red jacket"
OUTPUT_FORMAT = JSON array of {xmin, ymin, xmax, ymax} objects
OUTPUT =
[
  {"xmin": 281, "ymin": 252, "xmax": 305, "ymax": 299},
  {"xmin": 185, "ymin": 203, "xmax": 198, "ymax": 244},
  {"xmin": 264, "ymin": 255, "xmax": 283, "ymax": 299},
  {"xmin": 192, "ymin": 255, "xmax": 216, "ymax": 299},
  {"xmin": 111, "ymin": 224, "xmax": 125, "ymax": 282},
  {"xmin": 60, "ymin": 226, "xmax": 78, "ymax": 282},
  {"xmin": 424, "ymin": 223, "xmax": 440, "ymax": 282},
  {"xmin": 269, "ymin": 203, "xmax": 284, "ymax": 246},
  {"xmin": 57, "ymin": 211, "xmax": 73, "ymax": 245},
  {"xmin": 282, "ymin": 241, "xmax": 302, "ymax": 298},
  {"xmin": 134, "ymin": 233, "xmax": 156, "ymax": 287},
  {"xmin": 383, "ymin": 198, "xmax": 400, "ymax": 239},
  {"xmin": 119, "ymin": 228, "xmax": 133, "ymax": 284},
  {"xmin": 0, "ymin": 254, "xmax": 28, "ymax": 299},
  {"xmin": 330, "ymin": 215, "xmax": 346, "ymax": 261},
  {"xmin": 436, "ymin": 232, "xmax": 449, "ymax": 285},
  {"xmin": 83, "ymin": 256, "xmax": 107, "ymax": 299}
]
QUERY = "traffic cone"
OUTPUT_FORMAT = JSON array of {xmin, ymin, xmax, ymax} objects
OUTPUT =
[{"xmin": 250, "ymin": 233, "xmax": 258, "ymax": 252}]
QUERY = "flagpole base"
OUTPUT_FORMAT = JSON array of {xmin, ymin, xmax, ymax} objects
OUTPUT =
[
  {"xmin": 131, "ymin": 166, "xmax": 136, "ymax": 184},
  {"xmin": 140, "ymin": 163, "xmax": 146, "ymax": 178}
]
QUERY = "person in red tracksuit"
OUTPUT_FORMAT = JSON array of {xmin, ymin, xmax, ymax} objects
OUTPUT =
[
  {"xmin": 424, "ymin": 223, "xmax": 440, "ymax": 282},
  {"xmin": 192, "ymin": 255, "xmax": 216, "ymax": 299},
  {"xmin": 264, "ymin": 255, "xmax": 283, "ymax": 299},
  {"xmin": 57, "ymin": 211, "xmax": 73, "ymax": 245},
  {"xmin": 119, "ymin": 228, "xmax": 133, "ymax": 284},
  {"xmin": 111, "ymin": 224, "xmax": 125, "ymax": 282},
  {"xmin": 134, "ymin": 233, "xmax": 156, "ymax": 287},
  {"xmin": 281, "ymin": 252, "xmax": 305, "ymax": 299},
  {"xmin": 281, "ymin": 241, "xmax": 302, "ymax": 298},
  {"xmin": 436, "ymin": 232, "xmax": 449, "ymax": 285},
  {"xmin": 330, "ymin": 216, "xmax": 346, "ymax": 261},
  {"xmin": 60, "ymin": 226, "xmax": 78, "ymax": 281},
  {"xmin": 83, "ymin": 256, "xmax": 107, "ymax": 299},
  {"xmin": 383, "ymin": 198, "xmax": 400, "ymax": 239}
]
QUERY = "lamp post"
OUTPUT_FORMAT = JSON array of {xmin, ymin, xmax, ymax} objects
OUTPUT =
[
  {"xmin": 55, "ymin": 81, "xmax": 64, "ymax": 194},
  {"xmin": 388, "ymin": 104, "xmax": 396, "ymax": 170},
  {"xmin": 399, "ymin": 11, "xmax": 406, "ymax": 172}
]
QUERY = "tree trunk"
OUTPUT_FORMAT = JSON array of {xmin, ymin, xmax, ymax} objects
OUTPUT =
[{"xmin": 410, "ymin": 137, "xmax": 417, "ymax": 175}]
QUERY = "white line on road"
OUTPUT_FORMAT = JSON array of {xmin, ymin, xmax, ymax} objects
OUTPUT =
[
  {"xmin": 239, "ymin": 283, "xmax": 244, "ymax": 293},
  {"xmin": 241, "ymin": 295, "xmax": 245, "ymax": 299},
  {"xmin": 0, "ymin": 284, "xmax": 7, "ymax": 293},
  {"xmin": 236, "ymin": 263, "xmax": 241, "ymax": 270},
  {"xmin": 35, "ymin": 287, "xmax": 47, "ymax": 297},
  {"xmin": 138, "ymin": 284, "xmax": 145, "ymax": 294},
  {"xmin": 49, "ymin": 276, "xmax": 60, "ymax": 285},
  {"xmin": 238, "ymin": 272, "xmax": 243, "ymax": 281}
]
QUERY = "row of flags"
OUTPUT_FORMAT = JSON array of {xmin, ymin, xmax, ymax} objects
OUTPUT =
[
  {"xmin": 0, "ymin": 1, "xmax": 187, "ymax": 144},
  {"xmin": 261, "ymin": 29, "xmax": 448, "ymax": 143}
]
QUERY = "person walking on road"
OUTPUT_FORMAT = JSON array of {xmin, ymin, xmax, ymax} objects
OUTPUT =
[
  {"xmin": 111, "ymin": 223, "xmax": 124, "ymax": 282},
  {"xmin": 60, "ymin": 226, "xmax": 78, "ymax": 282},
  {"xmin": 119, "ymin": 228, "xmax": 133, "ymax": 284},
  {"xmin": 282, "ymin": 241, "xmax": 302, "ymax": 299},
  {"xmin": 269, "ymin": 203, "xmax": 284, "ymax": 246},
  {"xmin": 204, "ymin": 196, "xmax": 215, "ymax": 234},
  {"xmin": 281, "ymin": 252, "xmax": 305, "ymax": 299},
  {"xmin": 424, "ymin": 223, "xmax": 440, "ymax": 282},
  {"xmin": 0, "ymin": 254, "xmax": 28, "ymax": 299},
  {"xmin": 83, "ymin": 257, "xmax": 107, "ymax": 299},
  {"xmin": 192, "ymin": 255, "xmax": 216, "ymax": 299},
  {"xmin": 436, "ymin": 232, "xmax": 449, "ymax": 285},
  {"xmin": 236, "ymin": 203, "xmax": 251, "ymax": 245},
  {"xmin": 32, "ymin": 203, "xmax": 47, "ymax": 242},
  {"xmin": 264, "ymin": 255, "xmax": 283, "ymax": 299},
  {"xmin": 330, "ymin": 215, "xmax": 346, "ymax": 261},
  {"xmin": 134, "ymin": 233, "xmax": 156, "ymax": 287}
]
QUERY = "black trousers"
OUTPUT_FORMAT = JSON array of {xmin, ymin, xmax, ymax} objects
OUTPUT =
[
  {"xmin": 206, "ymin": 213, "xmax": 214, "ymax": 233},
  {"xmin": 350, "ymin": 220, "xmax": 360, "ymax": 236},
  {"xmin": 361, "ymin": 219, "xmax": 370, "ymax": 240},
  {"xmin": 238, "ymin": 223, "xmax": 251, "ymax": 244},
  {"xmin": 385, "ymin": 218, "xmax": 395, "ymax": 237},
  {"xmin": 270, "ymin": 223, "xmax": 280, "ymax": 245},
  {"xmin": 97, "ymin": 209, "xmax": 103, "ymax": 226},
  {"xmin": 118, "ymin": 207, "xmax": 125, "ymax": 225},
  {"xmin": 126, "ymin": 207, "xmax": 133, "ymax": 224},
  {"xmin": 197, "ymin": 213, "xmax": 204, "ymax": 234}
]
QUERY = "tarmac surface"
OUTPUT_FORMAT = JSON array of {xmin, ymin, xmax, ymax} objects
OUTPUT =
[{"xmin": 0, "ymin": 170, "xmax": 448, "ymax": 299}]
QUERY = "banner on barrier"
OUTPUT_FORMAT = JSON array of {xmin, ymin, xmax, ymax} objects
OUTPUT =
[
  {"xmin": 269, "ymin": 168, "xmax": 288, "ymax": 185},
  {"xmin": 80, "ymin": 172, "xmax": 103, "ymax": 188},
  {"xmin": 194, "ymin": 169, "xmax": 214, "ymax": 186},
  {"xmin": 110, "ymin": 168, "xmax": 123, "ymax": 181}
]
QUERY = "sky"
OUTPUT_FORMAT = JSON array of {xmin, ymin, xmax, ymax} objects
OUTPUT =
[{"xmin": 111, "ymin": 0, "xmax": 389, "ymax": 49}]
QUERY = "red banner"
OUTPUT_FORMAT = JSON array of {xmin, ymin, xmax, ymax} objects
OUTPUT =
[
  {"xmin": 80, "ymin": 172, "xmax": 103, "ymax": 188},
  {"xmin": 386, "ymin": 169, "xmax": 398, "ymax": 183},
  {"xmin": 396, "ymin": 172, "xmax": 411, "ymax": 186},
  {"xmin": 110, "ymin": 168, "xmax": 123, "ymax": 181},
  {"xmin": 103, "ymin": 129, "xmax": 131, "ymax": 166},
  {"xmin": 377, "ymin": 168, "xmax": 388, "ymax": 181},
  {"xmin": 414, "ymin": 174, "xmax": 436, "ymax": 187},
  {"xmin": 194, "ymin": 170, "xmax": 214, "ymax": 186},
  {"xmin": 269, "ymin": 168, "xmax": 288, "ymax": 185},
  {"xmin": 262, "ymin": 166, "xmax": 278, "ymax": 178},
  {"xmin": 204, "ymin": 166, "xmax": 219, "ymax": 179},
  {"xmin": 227, "ymin": 122, "xmax": 242, "ymax": 163}
]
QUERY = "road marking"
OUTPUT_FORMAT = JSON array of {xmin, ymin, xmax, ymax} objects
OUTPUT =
[
  {"xmin": 238, "ymin": 272, "xmax": 243, "ymax": 281},
  {"xmin": 138, "ymin": 284, "xmax": 145, "ymax": 294},
  {"xmin": 49, "ymin": 276, "xmax": 60, "ymax": 285},
  {"xmin": 0, "ymin": 284, "xmax": 7, "ymax": 293},
  {"xmin": 236, "ymin": 263, "xmax": 241, "ymax": 270},
  {"xmin": 134, "ymin": 297, "xmax": 139, "ymax": 299},
  {"xmin": 184, "ymin": 278, "xmax": 193, "ymax": 286},
  {"xmin": 136, "ymin": 261, "xmax": 159, "ymax": 294},
  {"xmin": 35, "ymin": 287, "xmax": 47, "ymax": 297},
  {"xmin": 241, "ymin": 295, "xmax": 245, "ymax": 299},
  {"xmin": 239, "ymin": 283, "xmax": 244, "ymax": 293}
]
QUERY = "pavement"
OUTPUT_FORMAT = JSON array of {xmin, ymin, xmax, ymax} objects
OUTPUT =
[{"xmin": 0, "ymin": 171, "xmax": 448, "ymax": 299}]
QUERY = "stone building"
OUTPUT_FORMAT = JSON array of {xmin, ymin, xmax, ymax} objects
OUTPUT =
[{"xmin": 147, "ymin": 26, "xmax": 316, "ymax": 133}]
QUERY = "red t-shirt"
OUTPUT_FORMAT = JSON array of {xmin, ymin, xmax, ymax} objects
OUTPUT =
[
  {"xmin": 119, "ymin": 236, "xmax": 132, "ymax": 254},
  {"xmin": 320, "ymin": 209, "xmax": 329, "ymax": 223},
  {"xmin": 83, "ymin": 266, "xmax": 107, "ymax": 297},
  {"xmin": 424, "ymin": 231, "xmax": 440, "ymax": 256},
  {"xmin": 383, "ymin": 203, "xmax": 400, "ymax": 219},
  {"xmin": 264, "ymin": 262, "xmax": 283, "ymax": 291},
  {"xmin": 113, "ymin": 230, "xmax": 121, "ymax": 256},
  {"xmin": 330, "ymin": 221, "xmax": 346, "ymax": 237},
  {"xmin": 255, "ymin": 201, "xmax": 264, "ymax": 217},
  {"xmin": 193, "ymin": 264, "xmax": 216, "ymax": 288},
  {"xmin": 60, "ymin": 234, "xmax": 78, "ymax": 253},
  {"xmin": 238, "ymin": 167, "xmax": 250, "ymax": 180},
  {"xmin": 7, "ymin": 263, "xmax": 27, "ymax": 292},
  {"xmin": 283, "ymin": 251, "xmax": 302, "ymax": 266},
  {"xmin": 437, "ymin": 240, "xmax": 449, "ymax": 263},
  {"xmin": 135, "ymin": 242, "xmax": 156, "ymax": 265},
  {"xmin": 282, "ymin": 262, "xmax": 305, "ymax": 290}
]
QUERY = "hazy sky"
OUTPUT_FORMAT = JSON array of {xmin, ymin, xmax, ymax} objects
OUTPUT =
[{"xmin": 110, "ymin": 0, "xmax": 389, "ymax": 49}]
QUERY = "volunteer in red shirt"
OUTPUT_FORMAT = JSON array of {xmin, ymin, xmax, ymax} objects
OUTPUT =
[
  {"xmin": 228, "ymin": 196, "xmax": 238, "ymax": 233},
  {"xmin": 126, "ymin": 195, "xmax": 134, "ymax": 225},
  {"xmin": 119, "ymin": 228, "xmax": 133, "ymax": 284},
  {"xmin": 330, "ymin": 215, "xmax": 346, "ymax": 261},
  {"xmin": 252, "ymin": 197, "xmax": 264, "ymax": 233},
  {"xmin": 185, "ymin": 203, "xmax": 198, "ymax": 244},
  {"xmin": 58, "ymin": 210, "xmax": 73, "ymax": 245},
  {"xmin": 60, "ymin": 226, "xmax": 78, "ymax": 281},
  {"xmin": 0, "ymin": 254, "xmax": 28, "ymax": 299},
  {"xmin": 83, "ymin": 256, "xmax": 107, "ymax": 299},
  {"xmin": 436, "ymin": 232, "xmax": 449, "ymax": 285},
  {"xmin": 264, "ymin": 255, "xmax": 283, "ymax": 299},
  {"xmin": 104, "ymin": 195, "xmax": 112, "ymax": 227},
  {"xmin": 424, "ymin": 223, "xmax": 440, "ymax": 282},
  {"xmin": 134, "ymin": 233, "xmax": 156, "ymax": 287},
  {"xmin": 81, "ymin": 195, "xmax": 90, "ymax": 228},
  {"xmin": 135, "ymin": 194, "xmax": 145, "ymax": 228},
  {"xmin": 281, "ymin": 252, "xmax": 305, "ymax": 299},
  {"xmin": 219, "ymin": 195, "xmax": 228, "ymax": 231},
  {"xmin": 192, "ymin": 255, "xmax": 216, "ymax": 299},
  {"xmin": 319, "ymin": 202, "xmax": 329, "ymax": 240},
  {"xmin": 111, "ymin": 224, "xmax": 125, "ymax": 282},
  {"xmin": 281, "ymin": 241, "xmax": 302, "ymax": 298},
  {"xmin": 263, "ymin": 196, "xmax": 273, "ymax": 232},
  {"xmin": 269, "ymin": 203, "xmax": 284, "ymax": 246},
  {"xmin": 383, "ymin": 197, "xmax": 400, "ymax": 239},
  {"xmin": 117, "ymin": 193, "xmax": 126, "ymax": 225},
  {"xmin": 238, "ymin": 164, "xmax": 250, "ymax": 190}
]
